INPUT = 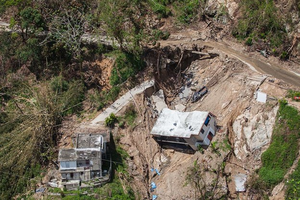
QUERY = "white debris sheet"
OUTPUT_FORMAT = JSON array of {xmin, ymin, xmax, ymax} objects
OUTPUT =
[
  {"xmin": 256, "ymin": 90, "xmax": 267, "ymax": 103},
  {"xmin": 234, "ymin": 173, "xmax": 247, "ymax": 192}
]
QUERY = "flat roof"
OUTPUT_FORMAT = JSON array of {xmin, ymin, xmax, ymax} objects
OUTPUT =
[
  {"xmin": 58, "ymin": 149, "xmax": 101, "ymax": 161},
  {"xmin": 151, "ymin": 108, "xmax": 209, "ymax": 138},
  {"xmin": 58, "ymin": 149, "xmax": 76, "ymax": 161},
  {"xmin": 76, "ymin": 134, "xmax": 103, "ymax": 149}
]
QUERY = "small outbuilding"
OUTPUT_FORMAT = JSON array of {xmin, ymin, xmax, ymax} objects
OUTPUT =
[{"xmin": 151, "ymin": 108, "xmax": 217, "ymax": 151}]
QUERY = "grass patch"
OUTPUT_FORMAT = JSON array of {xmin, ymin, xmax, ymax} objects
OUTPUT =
[
  {"xmin": 286, "ymin": 163, "xmax": 300, "ymax": 199},
  {"xmin": 258, "ymin": 100, "xmax": 300, "ymax": 188}
]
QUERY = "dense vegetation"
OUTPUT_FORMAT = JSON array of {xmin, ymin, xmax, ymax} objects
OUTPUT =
[
  {"xmin": 1, "ymin": 0, "xmax": 300, "ymax": 198},
  {"xmin": 232, "ymin": 0, "xmax": 288, "ymax": 55},
  {"xmin": 0, "ymin": 76, "xmax": 85, "ymax": 199},
  {"xmin": 249, "ymin": 100, "xmax": 300, "ymax": 197}
]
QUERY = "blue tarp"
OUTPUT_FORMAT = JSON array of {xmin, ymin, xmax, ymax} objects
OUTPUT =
[
  {"xmin": 155, "ymin": 169, "xmax": 160, "ymax": 176},
  {"xmin": 151, "ymin": 168, "xmax": 161, "ymax": 176},
  {"xmin": 152, "ymin": 194, "xmax": 158, "ymax": 200},
  {"xmin": 151, "ymin": 182, "xmax": 157, "ymax": 190}
]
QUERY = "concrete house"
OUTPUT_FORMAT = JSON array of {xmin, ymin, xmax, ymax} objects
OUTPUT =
[
  {"xmin": 151, "ymin": 108, "xmax": 217, "ymax": 151},
  {"xmin": 58, "ymin": 132, "xmax": 111, "ymax": 189}
]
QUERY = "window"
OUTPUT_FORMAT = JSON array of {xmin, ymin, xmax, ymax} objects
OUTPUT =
[
  {"xmin": 204, "ymin": 116, "xmax": 211, "ymax": 126},
  {"xmin": 86, "ymin": 160, "xmax": 89, "ymax": 165},
  {"xmin": 70, "ymin": 173, "xmax": 74, "ymax": 178}
]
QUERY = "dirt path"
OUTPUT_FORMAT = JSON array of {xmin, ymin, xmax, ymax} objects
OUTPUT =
[
  {"xmin": 1, "ymin": 19, "xmax": 298, "ymax": 87},
  {"xmin": 160, "ymin": 39, "xmax": 300, "ymax": 87}
]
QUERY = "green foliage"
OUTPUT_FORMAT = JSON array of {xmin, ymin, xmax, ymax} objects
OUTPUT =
[
  {"xmin": 245, "ymin": 37, "xmax": 253, "ymax": 46},
  {"xmin": 232, "ymin": 0, "xmax": 286, "ymax": 48},
  {"xmin": 152, "ymin": 29, "xmax": 170, "ymax": 41},
  {"xmin": 258, "ymin": 101, "xmax": 300, "ymax": 188},
  {"xmin": 148, "ymin": 0, "xmax": 171, "ymax": 18},
  {"xmin": 50, "ymin": 75, "xmax": 69, "ymax": 94},
  {"xmin": 106, "ymin": 86, "xmax": 121, "ymax": 102},
  {"xmin": 286, "ymin": 163, "xmax": 300, "ymax": 199},
  {"xmin": 109, "ymin": 51, "xmax": 145, "ymax": 86},
  {"xmin": 117, "ymin": 104, "xmax": 137, "ymax": 127},
  {"xmin": 286, "ymin": 90, "xmax": 300, "ymax": 101},
  {"xmin": 123, "ymin": 104, "xmax": 137, "ymax": 126},
  {"xmin": 99, "ymin": 0, "xmax": 146, "ymax": 53},
  {"xmin": 16, "ymin": 38, "xmax": 41, "ymax": 63},
  {"xmin": 174, "ymin": 0, "xmax": 200, "ymax": 24},
  {"xmin": 197, "ymin": 145, "xmax": 204, "ymax": 154},
  {"xmin": 19, "ymin": 7, "xmax": 45, "ymax": 33},
  {"xmin": 88, "ymin": 86, "xmax": 120, "ymax": 112},
  {"xmin": 105, "ymin": 113, "xmax": 118, "ymax": 128},
  {"xmin": 280, "ymin": 51, "xmax": 289, "ymax": 60},
  {"xmin": 0, "ymin": 77, "xmax": 86, "ymax": 199}
]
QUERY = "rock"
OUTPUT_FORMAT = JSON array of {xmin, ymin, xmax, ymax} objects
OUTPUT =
[
  {"xmin": 221, "ymin": 100, "xmax": 231, "ymax": 109},
  {"xmin": 233, "ymin": 105, "xmax": 279, "ymax": 160}
]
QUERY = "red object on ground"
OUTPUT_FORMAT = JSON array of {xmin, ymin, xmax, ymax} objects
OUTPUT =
[{"xmin": 294, "ymin": 96, "xmax": 300, "ymax": 100}]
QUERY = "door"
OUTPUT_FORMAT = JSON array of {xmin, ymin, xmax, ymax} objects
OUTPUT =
[{"xmin": 207, "ymin": 132, "xmax": 213, "ymax": 141}]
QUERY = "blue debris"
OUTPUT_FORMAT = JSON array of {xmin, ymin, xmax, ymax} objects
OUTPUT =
[
  {"xmin": 151, "ymin": 168, "xmax": 154, "ymax": 172},
  {"xmin": 150, "ymin": 182, "xmax": 157, "ymax": 191},
  {"xmin": 36, "ymin": 187, "xmax": 45, "ymax": 193},
  {"xmin": 155, "ymin": 168, "xmax": 161, "ymax": 176},
  {"xmin": 152, "ymin": 194, "xmax": 158, "ymax": 200}
]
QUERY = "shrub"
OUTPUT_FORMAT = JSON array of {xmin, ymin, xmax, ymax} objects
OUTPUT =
[
  {"xmin": 280, "ymin": 51, "xmax": 289, "ymax": 60},
  {"xmin": 245, "ymin": 37, "xmax": 253, "ymax": 46},
  {"xmin": 105, "ymin": 113, "xmax": 118, "ymax": 128}
]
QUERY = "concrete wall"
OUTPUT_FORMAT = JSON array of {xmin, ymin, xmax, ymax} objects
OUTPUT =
[
  {"xmin": 194, "ymin": 113, "xmax": 216, "ymax": 141},
  {"xmin": 61, "ymin": 172, "xmax": 80, "ymax": 180},
  {"xmin": 186, "ymin": 114, "xmax": 217, "ymax": 150}
]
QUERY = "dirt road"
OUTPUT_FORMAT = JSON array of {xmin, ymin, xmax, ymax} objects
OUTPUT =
[
  {"xmin": 160, "ymin": 40, "xmax": 300, "ymax": 87},
  {"xmin": 1, "ymin": 19, "xmax": 298, "ymax": 87}
]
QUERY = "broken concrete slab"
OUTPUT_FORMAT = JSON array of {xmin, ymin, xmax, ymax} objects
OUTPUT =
[
  {"xmin": 151, "ymin": 89, "xmax": 167, "ymax": 114},
  {"xmin": 91, "ymin": 80, "xmax": 155, "ymax": 124}
]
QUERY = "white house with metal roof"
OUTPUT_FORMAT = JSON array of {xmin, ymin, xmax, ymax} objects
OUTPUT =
[{"xmin": 150, "ymin": 108, "xmax": 217, "ymax": 151}]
